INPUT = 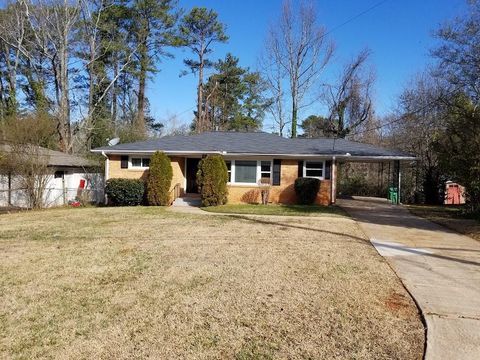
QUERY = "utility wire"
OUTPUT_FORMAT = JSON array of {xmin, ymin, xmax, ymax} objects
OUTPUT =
[
  {"xmin": 352, "ymin": 85, "xmax": 462, "ymax": 136},
  {"xmin": 174, "ymin": 1, "xmax": 392, "ymax": 122},
  {"xmin": 322, "ymin": 0, "xmax": 390, "ymax": 40}
]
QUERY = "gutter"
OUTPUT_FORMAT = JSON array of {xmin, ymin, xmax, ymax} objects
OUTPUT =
[{"xmin": 91, "ymin": 149, "xmax": 417, "ymax": 161}]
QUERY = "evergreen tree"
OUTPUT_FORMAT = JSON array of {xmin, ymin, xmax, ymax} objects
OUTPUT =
[
  {"xmin": 178, "ymin": 7, "xmax": 228, "ymax": 132},
  {"xmin": 147, "ymin": 151, "xmax": 173, "ymax": 206},
  {"xmin": 203, "ymin": 54, "xmax": 270, "ymax": 131}
]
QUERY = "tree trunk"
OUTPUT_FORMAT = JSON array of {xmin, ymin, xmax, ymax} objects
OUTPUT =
[
  {"xmin": 58, "ymin": 42, "xmax": 71, "ymax": 152},
  {"xmin": 3, "ymin": 43, "xmax": 17, "ymax": 116},
  {"xmin": 136, "ymin": 40, "xmax": 148, "ymax": 137},
  {"xmin": 86, "ymin": 34, "xmax": 96, "ymax": 150},
  {"xmin": 197, "ymin": 54, "xmax": 204, "ymax": 133},
  {"xmin": 111, "ymin": 57, "xmax": 118, "ymax": 134},
  {"xmin": 291, "ymin": 92, "xmax": 298, "ymax": 138}
]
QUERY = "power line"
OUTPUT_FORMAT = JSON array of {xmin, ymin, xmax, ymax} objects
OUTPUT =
[
  {"xmin": 322, "ymin": 0, "xmax": 390, "ymax": 39},
  {"xmin": 352, "ymin": 85, "xmax": 461, "ymax": 136},
  {"xmin": 173, "ymin": 1, "xmax": 392, "ymax": 122}
]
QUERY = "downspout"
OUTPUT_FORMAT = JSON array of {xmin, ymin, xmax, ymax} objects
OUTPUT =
[{"xmin": 101, "ymin": 151, "xmax": 109, "ymax": 204}]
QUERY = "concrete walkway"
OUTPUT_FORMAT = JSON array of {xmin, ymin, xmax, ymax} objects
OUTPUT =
[{"xmin": 338, "ymin": 197, "xmax": 480, "ymax": 360}]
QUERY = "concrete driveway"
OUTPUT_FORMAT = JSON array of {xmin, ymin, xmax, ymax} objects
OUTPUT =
[{"xmin": 338, "ymin": 197, "xmax": 480, "ymax": 360}]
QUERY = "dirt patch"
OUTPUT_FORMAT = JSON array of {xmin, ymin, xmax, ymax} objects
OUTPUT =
[{"xmin": 385, "ymin": 291, "xmax": 418, "ymax": 317}]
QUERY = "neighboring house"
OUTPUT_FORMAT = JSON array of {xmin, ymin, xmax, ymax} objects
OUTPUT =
[
  {"xmin": 92, "ymin": 131, "xmax": 415, "ymax": 205},
  {"xmin": 0, "ymin": 144, "xmax": 103, "ymax": 208}
]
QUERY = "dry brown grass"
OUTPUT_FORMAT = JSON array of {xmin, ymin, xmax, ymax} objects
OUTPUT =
[
  {"xmin": 407, "ymin": 205, "xmax": 480, "ymax": 242},
  {"xmin": 0, "ymin": 207, "xmax": 424, "ymax": 359}
]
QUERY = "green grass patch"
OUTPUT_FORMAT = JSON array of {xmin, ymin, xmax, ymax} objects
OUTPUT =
[{"xmin": 202, "ymin": 204, "xmax": 347, "ymax": 217}]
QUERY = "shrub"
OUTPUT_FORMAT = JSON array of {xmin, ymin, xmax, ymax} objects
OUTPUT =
[
  {"xmin": 105, "ymin": 178, "xmax": 145, "ymax": 206},
  {"xmin": 197, "ymin": 155, "xmax": 228, "ymax": 206},
  {"xmin": 146, "ymin": 151, "xmax": 173, "ymax": 206},
  {"xmin": 294, "ymin": 177, "xmax": 321, "ymax": 205}
]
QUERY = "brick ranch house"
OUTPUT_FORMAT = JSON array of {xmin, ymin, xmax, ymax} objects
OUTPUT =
[{"xmin": 91, "ymin": 132, "xmax": 415, "ymax": 205}]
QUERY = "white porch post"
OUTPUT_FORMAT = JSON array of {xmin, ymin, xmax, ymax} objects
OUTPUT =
[
  {"xmin": 397, "ymin": 160, "xmax": 402, "ymax": 205},
  {"xmin": 331, "ymin": 157, "xmax": 337, "ymax": 204}
]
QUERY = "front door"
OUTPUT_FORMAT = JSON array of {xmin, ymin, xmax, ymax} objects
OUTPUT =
[{"xmin": 186, "ymin": 158, "xmax": 201, "ymax": 193}]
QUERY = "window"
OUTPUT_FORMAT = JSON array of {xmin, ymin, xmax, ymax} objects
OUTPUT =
[
  {"xmin": 54, "ymin": 171, "xmax": 65, "ymax": 179},
  {"xmin": 235, "ymin": 160, "xmax": 257, "ymax": 183},
  {"xmin": 130, "ymin": 157, "xmax": 150, "ymax": 168},
  {"xmin": 304, "ymin": 161, "xmax": 325, "ymax": 179},
  {"xmin": 227, "ymin": 160, "xmax": 273, "ymax": 185},
  {"xmin": 260, "ymin": 161, "xmax": 272, "ymax": 184},
  {"xmin": 225, "ymin": 160, "xmax": 232, "ymax": 182}
]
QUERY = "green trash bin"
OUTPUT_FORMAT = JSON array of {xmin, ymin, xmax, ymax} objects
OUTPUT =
[{"xmin": 388, "ymin": 187, "xmax": 398, "ymax": 204}]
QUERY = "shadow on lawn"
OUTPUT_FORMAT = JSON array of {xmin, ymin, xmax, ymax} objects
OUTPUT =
[
  {"xmin": 228, "ymin": 214, "xmax": 370, "ymax": 245},
  {"xmin": 229, "ymin": 212, "xmax": 480, "ymax": 268}
]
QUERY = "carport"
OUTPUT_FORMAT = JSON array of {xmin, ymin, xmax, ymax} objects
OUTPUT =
[
  {"xmin": 294, "ymin": 137, "xmax": 417, "ymax": 205},
  {"xmin": 330, "ymin": 156, "xmax": 415, "ymax": 205}
]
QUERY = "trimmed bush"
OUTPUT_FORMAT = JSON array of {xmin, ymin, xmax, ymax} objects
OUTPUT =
[
  {"xmin": 147, "ymin": 151, "xmax": 173, "ymax": 206},
  {"xmin": 197, "ymin": 155, "xmax": 228, "ymax": 207},
  {"xmin": 294, "ymin": 177, "xmax": 321, "ymax": 205},
  {"xmin": 105, "ymin": 178, "xmax": 145, "ymax": 206}
]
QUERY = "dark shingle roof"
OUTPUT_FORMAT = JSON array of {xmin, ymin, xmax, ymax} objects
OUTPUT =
[
  {"xmin": 1, "ymin": 144, "xmax": 98, "ymax": 167},
  {"xmin": 92, "ymin": 132, "xmax": 414, "ymax": 159}
]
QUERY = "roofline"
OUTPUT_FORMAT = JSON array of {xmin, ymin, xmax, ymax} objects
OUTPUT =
[{"xmin": 91, "ymin": 149, "xmax": 416, "ymax": 161}]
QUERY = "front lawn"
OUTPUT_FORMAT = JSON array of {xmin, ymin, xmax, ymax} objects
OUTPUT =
[
  {"xmin": 202, "ymin": 203, "xmax": 347, "ymax": 217},
  {"xmin": 0, "ymin": 207, "xmax": 424, "ymax": 359},
  {"xmin": 407, "ymin": 204, "xmax": 480, "ymax": 241}
]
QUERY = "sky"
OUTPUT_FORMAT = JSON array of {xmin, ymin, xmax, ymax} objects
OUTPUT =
[{"xmin": 148, "ymin": 0, "xmax": 467, "ymax": 133}]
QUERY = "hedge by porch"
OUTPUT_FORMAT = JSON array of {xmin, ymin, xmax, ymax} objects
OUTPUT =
[
  {"xmin": 146, "ymin": 151, "xmax": 173, "ymax": 206},
  {"xmin": 196, "ymin": 155, "xmax": 228, "ymax": 207}
]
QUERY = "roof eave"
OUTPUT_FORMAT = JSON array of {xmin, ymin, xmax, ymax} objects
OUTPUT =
[{"xmin": 91, "ymin": 149, "xmax": 416, "ymax": 161}]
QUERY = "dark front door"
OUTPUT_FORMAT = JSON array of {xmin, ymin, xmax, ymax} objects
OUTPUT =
[{"xmin": 186, "ymin": 158, "xmax": 201, "ymax": 193}]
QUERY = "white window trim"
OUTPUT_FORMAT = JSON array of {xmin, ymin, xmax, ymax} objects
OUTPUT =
[
  {"xmin": 129, "ymin": 156, "xmax": 150, "ymax": 170},
  {"xmin": 303, "ymin": 160, "xmax": 325, "ymax": 180},
  {"xmin": 227, "ymin": 159, "xmax": 273, "ymax": 186}
]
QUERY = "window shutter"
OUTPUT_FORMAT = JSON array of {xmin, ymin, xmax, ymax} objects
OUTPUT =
[
  {"xmin": 297, "ymin": 161, "xmax": 304, "ymax": 178},
  {"xmin": 272, "ymin": 159, "xmax": 281, "ymax": 186},
  {"xmin": 325, "ymin": 160, "xmax": 332, "ymax": 180},
  {"xmin": 120, "ymin": 155, "xmax": 128, "ymax": 169}
]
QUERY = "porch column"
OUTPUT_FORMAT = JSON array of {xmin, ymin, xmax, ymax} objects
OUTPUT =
[
  {"xmin": 397, "ymin": 160, "xmax": 402, "ymax": 204},
  {"xmin": 331, "ymin": 157, "xmax": 337, "ymax": 204},
  {"xmin": 393, "ymin": 160, "xmax": 401, "ymax": 205}
]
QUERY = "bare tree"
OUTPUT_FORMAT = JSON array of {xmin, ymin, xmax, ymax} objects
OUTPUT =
[
  {"xmin": 0, "ymin": 2, "xmax": 27, "ymax": 117},
  {"xmin": 17, "ymin": 0, "xmax": 81, "ymax": 152},
  {"xmin": 260, "ymin": 28, "xmax": 289, "ymax": 136},
  {"xmin": 77, "ymin": 0, "xmax": 142, "ymax": 150},
  {"xmin": 265, "ymin": 0, "xmax": 334, "ymax": 138},
  {"xmin": 385, "ymin": 73, "xmax": 445, "ymax": 204},
  {"xmin": 326, "ymin": 48, "xmax": 374, "ymax": 138},
  {"xmin": 0, "ymin": 114, "xmax": 56, "ymax": 208}
]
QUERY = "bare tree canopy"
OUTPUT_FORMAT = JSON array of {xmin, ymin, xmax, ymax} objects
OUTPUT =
[
  {"xmin": 261, "ymin": 0, "xmax": 334, "ymax": 138},
  {"xmin": 326, "ymin": 48, "xmax": 375, "ymax": 138}
]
